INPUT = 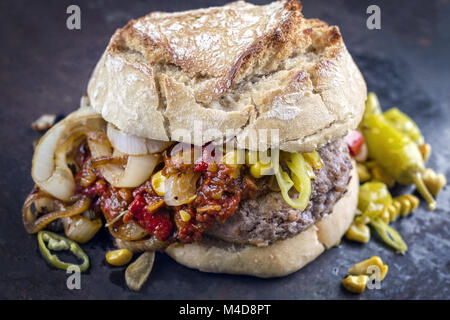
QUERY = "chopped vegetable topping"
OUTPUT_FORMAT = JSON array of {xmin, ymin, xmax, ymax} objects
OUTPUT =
[{"xmin": 344, "ymin": 130, "xmax": 365, "ymax": 157}]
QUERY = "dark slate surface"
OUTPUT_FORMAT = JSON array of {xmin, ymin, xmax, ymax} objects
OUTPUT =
[{"xmin": 0, "ymin": 0, "xmax": 449, "ymax": 300}]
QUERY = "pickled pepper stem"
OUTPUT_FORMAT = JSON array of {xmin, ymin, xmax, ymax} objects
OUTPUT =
[{"xmin": 412, "ymin": 172, "xmax": 436, "ymax": 211}]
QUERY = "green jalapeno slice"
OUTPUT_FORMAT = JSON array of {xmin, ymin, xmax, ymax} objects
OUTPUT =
[{"xmin": 37, "ymin": 231, "xmax": 90, "ymax": 272}]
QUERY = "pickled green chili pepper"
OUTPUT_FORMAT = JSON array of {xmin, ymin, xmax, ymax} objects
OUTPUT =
[
  {"xmin": 273, "ymin": 150, "xmax": 312, "ymax": 210},
  {"xmin": 285, "ymin": 153, "xmax": 313, "ymax": 193},
  {"xmin": 384, "ymin": 107, "xmax": 424, "ymax": 144},
  {"xmin": 357, "ymin": 181, "xmax": 393, "ymax": 213},
  {"xmin": 355, "ymin": 182, "xmax": 392, "ymax": 225},
  {"xmin": 354, "ymin": 203, "xmax": 382, "ymax": 225},
  {"xmin": 354, "ymin": 182, "xmax": 408, "ymax": 253},
  {"xmin": 369, "ymin": 217, "xmax": 408, "ymax": 254},
  {"xmin": 362, "ymin": 92, "xmax": 382, "ymax": 123},
  {"xmin": 303, "ymin": 151, "xmax": 322, "ymax": 169},
  {"xmin": 37, "ymin": 231, "xmax": 90, "ymax": 272},
  {"xmin": 362, "ymin": 114, "xmax": 436, "ymax": 210}
]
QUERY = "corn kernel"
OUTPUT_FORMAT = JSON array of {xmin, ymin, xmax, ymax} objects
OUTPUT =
[
  {"xmin": 379, "ymin": 206, "xmax": 391, "ymax": 223},
  {"xmin": 223, "ymin": 150, "xmax": 245, "ymax": 167},
  {"xmin": 380, "ymin": 264, "xmax": 389, "ymax": 281},
  {"xmin": 208, "ymin": 162, "xmax": 217, "ymax": 173},
  {"xmin": 392, "ymin": 194, "xmax": 420, "ymax": 217},
  {"xmin": 106, "ymin": 249, "xmax": 133, "ymax": 267},
  {"xmin": 400, "ymin": 198, "xmax": 412, "ymax": 216},
  {"xmin": 348, "ymin": 256, "xmax": 388, "ymax": 281},
  {"xmin": 386, "ymin": 202, "xmax": 401, "ymax": 222},
  {"xmin": 371, "ymin": 165, "xmax": 395, "ymax": 188},
  {"xmin": 186, "ymin": 195, "xmax": 197, "ymax": 204},
  {"xmin": 223, "ymin": 150, "xmax": 244, "ymax": 178},
  {"xmin": 342, "ymin": 275, "xmax": 369, "ymax": 294},
  {"xmin": 249, "ymin": 161, "xmax": 273, "ymax": 179},
  {"xmin": 423, "ymin": 168, "xmax": 447, "ymax": 197},
  {"xmin": 364, "ymin": 160, "xmax": 377, "ymax": 169},
  {"xmin": 356, "ymin": 163, "xmax": 371, "ymax": 183},
  {"xmin": 151, "ymin": 170, "xmax": 166, "ymax": 196},
  {"xmin": 408, "ymin": 194, "xmax": 420, "ymax": 210},
  {"xmin": 179, "ymin": 210, "xmax": 191, "ymax": 222},
  {"xmin": 345, "ymin": 223, "xmax": 370, "ymax": 243}
]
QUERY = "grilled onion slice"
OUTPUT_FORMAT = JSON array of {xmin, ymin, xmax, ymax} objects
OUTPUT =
[
  {"xmin": 107, "ymin": 123, "xmax": 172, "ymax": 155},
  {"xmin": 109, "ymin": 220, "xmax": 148, "ymax": 241},
  {"xmin": 31, "ymin": 107, "xmax": 104, "ymax": 200},
  {"xmin": 22, "ymin": 190, "xmax": 91, "ymax": 234},
  {"xmin": 107, "ymin": 123, "xmax": 148, "ymax": 155},
  {"xmin": 114, "ymin": 237, "xmax": 167, "ymax": 252},
  {"xmin": 62, "ymin": 215, "xmax": 102, "ymax": 243},
  {"xmin": 87, "ymin": 131, "xmax": 160, "ymax": 188},
  {"xmin": 164, "ymin": 170, "xmax": 199, "ymax": 206}
]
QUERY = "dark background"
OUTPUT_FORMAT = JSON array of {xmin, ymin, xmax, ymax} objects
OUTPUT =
[{"xmin": 0, "ymin": 0, "xmax": 449, "ymax": 299}]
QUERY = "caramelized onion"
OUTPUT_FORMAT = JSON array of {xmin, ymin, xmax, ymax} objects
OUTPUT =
[
  {"xmin": 107, "ymin": 123, "xmax": 148, "ymax": 155},
  {"xmin": 87, "ymin": 131, "xmax": 160, "ymax": 188},
  {"xmin": 31, "ymin": 107, "xmax": 104, "ymax": 200},
  {"xmin": 114, "ymin": 237, "xmax": 167, "ymax": 252},
  {"xmin": 108, "ymin": 220, "xmax": 148, "ymax": 241},
  {"xmin": 22, "ymin": 191, "xmax": 91, "ymax": 234},
  {"xmin": 91, "ymin": 156, "xmax": 127, "ymax": 167},
  {"xmin": 62, "ymin": 215, "xmax": 102, "ymax": 243},
  {"xmin": 107, "ymin": 123, "xmax": 172, "ymax": 155},
  {"xmin": 164, "ymin": 170, "xmax": 199, "ymax": 206},
  {"xmin": 146, "ymin": 139, "xmax": 173, "ymax": 154},
  {"xmin": 125, "ymin": 252, "xmax": 155, "ymax": 292}
]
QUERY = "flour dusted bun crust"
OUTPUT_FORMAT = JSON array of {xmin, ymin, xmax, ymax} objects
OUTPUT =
[
  {"xmin": 87, "ymin": 0, "xmax": 366, "ymax": 152},
  {"xmin": 165, "ymin": 165, "xmax": 358, "ymax": 278}
]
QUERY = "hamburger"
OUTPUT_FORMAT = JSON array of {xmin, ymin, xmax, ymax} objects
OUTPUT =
[{"xmin": 26, "ymin": 0, "xmax": 366, "ymax": 278}]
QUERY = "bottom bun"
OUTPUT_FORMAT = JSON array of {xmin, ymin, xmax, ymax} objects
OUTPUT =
[{"xmin": 165, "ymin": 164, "xmax": 358, "ymax": 278}]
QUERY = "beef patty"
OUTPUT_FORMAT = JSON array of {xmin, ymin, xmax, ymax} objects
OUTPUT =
[{"xmin": 206, "ymin": 139, "xmax": 352, "ymax": 246}]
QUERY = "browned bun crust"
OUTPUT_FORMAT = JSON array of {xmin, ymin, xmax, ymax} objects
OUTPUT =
[{"xmin": 87, "ymin": 1, "xmax": 366, "ymax": 152}]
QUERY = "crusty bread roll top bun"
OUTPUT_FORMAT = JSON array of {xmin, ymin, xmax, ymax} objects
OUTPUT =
[{"xmin": 87, "ymin": 0, "xmax": 366, "ymax": 152}]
